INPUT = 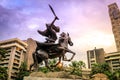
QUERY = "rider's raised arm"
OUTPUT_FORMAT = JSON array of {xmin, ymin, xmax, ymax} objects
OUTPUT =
[{"xmin": 50, "ymin": 16, "xmax": 59, "ymax": 26}]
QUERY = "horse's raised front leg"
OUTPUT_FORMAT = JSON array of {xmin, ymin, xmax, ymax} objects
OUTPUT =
[
  {"xmin": 63, "ymin": 49, "xmax": 76, "ymax": 61},
  {"xmin": 62, "ymin": 55, "xmax": 69, "ymax": 61}
]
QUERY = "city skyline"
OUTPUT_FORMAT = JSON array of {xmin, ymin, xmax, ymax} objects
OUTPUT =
[{"xmin": 0, "ymin": 0, "xmax": 120, "ymax": 65}]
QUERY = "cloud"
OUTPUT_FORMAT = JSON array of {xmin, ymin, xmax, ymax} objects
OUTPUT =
[
  {"xmin": 0, "ymin": 4, "xmax": 27, "ymax": 39},
  {"xmin": 0, "ymin": 2, "xmax": 47, "ymax": 40}
]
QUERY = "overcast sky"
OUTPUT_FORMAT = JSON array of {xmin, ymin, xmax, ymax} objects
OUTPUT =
[{"xmin": 0, "ymin": 0, "xmax": 120, "ymax": 67}]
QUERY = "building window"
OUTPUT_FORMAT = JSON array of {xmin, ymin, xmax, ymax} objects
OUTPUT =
[{"xmin": 90, "ymin": 51, "xmax": 94, "ymax": 58}]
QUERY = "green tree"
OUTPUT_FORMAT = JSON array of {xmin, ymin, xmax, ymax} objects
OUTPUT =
[
  {"xmin": 0, "ymin": 67, "xmax": 8, "ymax": 80},
  {"xmin": 49, "ymin": 59, "xmax": 57, "ymax": 66},
  {"xmin": 0, "ymin": 48, "xmax": 7, "ymax": 60},
  {"xmin": 38, "ymin": 66, "xmax": 50, "ymax": 73},
  {"xmin": 0, "ymin": 48, "xmax": 8, "ymax": 80},
  {"xmin": 91, "ymin": 63, "xmax": 112, "ymax": 79},
  {"xmin": 38, "ymin": 58, "xmax": 62, "ymax": 73},
  {"xmin": 16, "ymin": 62, "xmax": 30, "ymax": 80},
  {"xmin": 69, "ymin": 60, "xmax": 86, "ymax": 76},
  {"xmin": 49, "ymin": 59, "xmax": 63, "ymax": 71},
  {"xmin": 112, "ymin": 69, "xmax": 120, "ymax": 80}
]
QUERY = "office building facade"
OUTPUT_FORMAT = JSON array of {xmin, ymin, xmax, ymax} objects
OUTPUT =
[
  {"xmin": 87, "ymin": 48, "xmax": 105, "ymax": 68},
  {"xmin": 0, "ymin": 38, "xmax": 27, "ymax": 80},
  {"xmin": 105, "ymin": 52, "xmax": 120, "ymax": 72}
]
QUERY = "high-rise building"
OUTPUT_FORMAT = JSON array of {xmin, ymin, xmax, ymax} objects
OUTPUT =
[
  {"xmin": 105, "ymin": 51, "xmax": 120, "ymax": 72},
  {"xmin": 0, "ymin": 38, "xmax": 27, "ymax": 80},
  {"xmin": 87, "ymin": 48, "xmax": 105, "ymax": 69},
  {"xmin": 108, "ymin": 3, "xmax": 120, "ymax": 51}
]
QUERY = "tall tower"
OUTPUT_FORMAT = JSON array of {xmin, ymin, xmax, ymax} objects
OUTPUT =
[{"xmin": 108, "ymin": 3, "xmax": 120, "ymax": 51}]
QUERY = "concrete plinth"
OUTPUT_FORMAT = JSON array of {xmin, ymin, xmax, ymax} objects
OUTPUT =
[{"xmin": 24, "ymin": 77, "xmax": 80, "ymax": 80}]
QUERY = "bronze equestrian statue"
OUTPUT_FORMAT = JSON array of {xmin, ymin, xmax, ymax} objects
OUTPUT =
[
  {"xmin": 29, "ymin": 5, "xmax": 76, "ymax": 71},
  {"xmin": 30, "ymin": 32, "xmax": 76, "ymax": 71}
]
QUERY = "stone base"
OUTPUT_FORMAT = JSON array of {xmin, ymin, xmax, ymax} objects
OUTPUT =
[
  {"xmin": 24, "ymin": 71, "xmax": 81, "ymax": 80},
  {"xmin": 24, "ymin": 77, "xmax": 80, "ymax": 80}
]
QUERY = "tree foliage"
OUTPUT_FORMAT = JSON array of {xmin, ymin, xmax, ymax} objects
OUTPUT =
[
  {"xmin": 49, "ymin": 59, "xmax": 57, "ymax": 66},
  {"xmin": 91, "ymin": 63, "xmax": 113, "ymax": 79},
  {"xmin": 91, "ymin": 63, "xmax": 110, "ymax": 74},
  {"xmin": 38, "ymin": 66, "xmax": 50, "ymax": 73},
  {"xmin": 0, "ymin": 48, "xmax": 8, "ymax": 80},
  {"xmin": 68, "ymin": 60, "xmax": 86, "ymax": 76},
  {"xmin": 0, "ymin": 48, "xmax": 7, "ymax": 60},
  {"xmin": 0, "ymin": 67, "xmax": 8, "ymax": 80},
  {"xmin": 16, "ymin": 62, "xmax": 30, "ymax": 80},
  {"xmin": 38, "ymin": 58, "xmax": 62, "ymax": 73},
  {"xmin": 112, "ymin": 69, "xmax": 120, "ymax": 80}
]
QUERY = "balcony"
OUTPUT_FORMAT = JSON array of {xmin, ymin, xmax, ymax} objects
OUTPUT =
[
  {"xmin": 11, "ymin": 72, "xmax": 17, "ymax": 78},
  {"xmin": 14, "ymin": 59, "xmax": 20, "ymax": 65},
  {"xmin": 16, "ymin": 50, "xmax": 21, "ymax": 55},
  {"xmin": 113, "ymin": 67, "xmax": 120, "ymax": 70},
  {"xmin": 5, "ymin": 54, "xmax": 10, "ymax": 57},
  {"xmin": 13, "ymin": 61, "xmax": 19, "ymax": 65},
  {"xmin": 12, "ymin": 69, "xmax": 19, "ymax": 74},
  {"xmin": 2, "ymin": 64, "xmax": 8, "ymax": 67},
  {"xmin": 14, "ymin": 57, "xmax": 20, "ymax": 61},
  {"xmin": 12, "ymin": 65, "xmax": 19, "ymax": 69},
  {"xmin": 105, "ymin": 56, "xmax": 120, "ymax": 61},
  {"xmin": 1, "ymin": 43, "xmax": 27, "ymax": 51},
  {"xmin": 3, "ymin": 57, "xmax": 9, "ymax": 60},
  {"xmin": 0, "ymin": 61, "xmax": 8, "ymax": 64},
  {"xmin": 112, "ymin": 63, "xmax": 120, "ymax": 66}
]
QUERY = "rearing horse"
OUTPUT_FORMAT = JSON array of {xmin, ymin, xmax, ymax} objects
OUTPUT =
[{"xmin": 30, "ymin": 32, "xmax": 76, "ymax": 71}]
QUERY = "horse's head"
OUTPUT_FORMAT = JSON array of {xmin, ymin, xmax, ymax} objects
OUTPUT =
[
  {"xmin": 67, "ymin": 33, "xmax": 73, "ymax": 46},
  {"xmin": 59, "ymin": 32, "xmax": 73, "ymax": 47}
]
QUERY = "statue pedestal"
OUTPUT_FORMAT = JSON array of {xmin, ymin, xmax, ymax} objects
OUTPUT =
[
  {"xmin": 24, "ymin": 72, "xmax": 81, "ymax": 80},
  {"xmin": 24, "ymin": 77, "xmax": 80, "ymax": 80}
]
